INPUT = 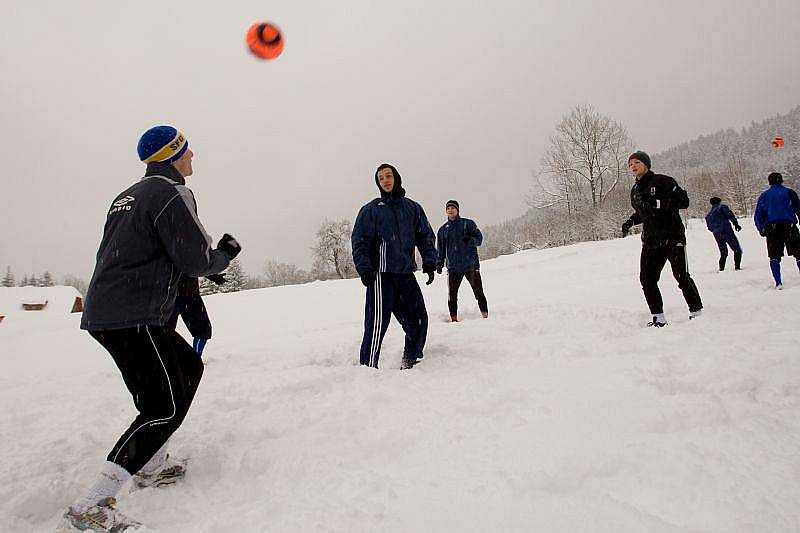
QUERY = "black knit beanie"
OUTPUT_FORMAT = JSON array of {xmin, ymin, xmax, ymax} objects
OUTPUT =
[
  {"xmin": 445, "ymin": 200, "xmax": 459, "ymax": 212},
  {"xmin": 628, "ymin": 151, "xmax": 651, "ymax": 169},
  {"xmin": 709, "ymin": 197, "xmax": 721, "ymax": 205}
]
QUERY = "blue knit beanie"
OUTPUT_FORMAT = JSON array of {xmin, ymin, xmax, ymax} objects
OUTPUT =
[{"xmin": 137, "ymin": 125, "xmax": 189, "ymax": 164}]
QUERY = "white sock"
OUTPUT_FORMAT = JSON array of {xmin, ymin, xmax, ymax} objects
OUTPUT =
[
  {"xmin": 139, "ymin": 443, "xmax": 168, "ymax": 475},
  {"xmin": 653, "ymin": 313, "xmax": 666, "ymax": 323},
  {"xmin": 72, "ymin": 461, "xmax": 131, "ymax": 514}
]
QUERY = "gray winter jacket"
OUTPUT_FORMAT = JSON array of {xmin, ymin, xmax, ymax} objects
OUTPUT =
[{"xmin": 81, "ymin": 163, "xmax": 230, "ymax": 331}]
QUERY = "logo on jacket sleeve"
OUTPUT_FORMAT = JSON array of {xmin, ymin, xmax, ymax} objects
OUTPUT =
[{"xmin": 109, "ymin": 195, "xmax": 135, "ymax": 215}]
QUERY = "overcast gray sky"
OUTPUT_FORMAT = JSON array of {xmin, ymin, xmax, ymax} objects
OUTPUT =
[{"xmin": 2, "ymin": 0, "xmax": 799, "ymax": 279}]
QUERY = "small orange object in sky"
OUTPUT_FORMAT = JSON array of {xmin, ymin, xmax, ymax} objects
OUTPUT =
[{"xmin": 246, "ymin": 22, "xmax": 284, "ymax": 60}]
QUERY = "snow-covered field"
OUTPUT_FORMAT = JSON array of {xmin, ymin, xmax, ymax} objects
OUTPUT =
[{"xmin": 1, "ymin": 219, "xmax": 799, "ymax": 533}]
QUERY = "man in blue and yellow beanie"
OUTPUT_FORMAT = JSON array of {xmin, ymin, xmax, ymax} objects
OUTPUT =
[
  {"xmin": 62, "ymin": 125, "xmax": 241, "ymax": 531},
  {"xmin": 137, "ymin": 125, "xmax": 189, "ymax": 164}
]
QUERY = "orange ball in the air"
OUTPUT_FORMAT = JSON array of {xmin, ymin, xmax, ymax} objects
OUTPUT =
[{"xmin": 246, "ymin": 22, "xmax": 284, "ymax": 60}]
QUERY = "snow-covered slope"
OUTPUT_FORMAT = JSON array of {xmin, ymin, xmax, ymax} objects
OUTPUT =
[{"xmin": 1, "ymin": 219, "xmax": 798, "ymax": 532}]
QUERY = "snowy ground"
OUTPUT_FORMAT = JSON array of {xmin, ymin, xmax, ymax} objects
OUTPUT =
[{"xmin": 1, "ymin": 219, "xmax": 799, "ymax": 533}]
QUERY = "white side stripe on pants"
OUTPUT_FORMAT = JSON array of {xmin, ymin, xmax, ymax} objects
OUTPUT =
[
  {"xmin": 112, "ymin": 326, "xmax": 177, "ymax": 463},
  {"xmin": 368, "ymin": 241, "xmax": 387, "ymax": 368}
]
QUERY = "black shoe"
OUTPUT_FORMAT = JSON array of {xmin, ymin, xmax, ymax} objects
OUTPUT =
[
  {"xmin": 646, "ymin": 317, "xmax": 667, "ymax": 328},
  {"xmin": 400, "ymin": 357, "xmax": 417, "ymax": 370}
]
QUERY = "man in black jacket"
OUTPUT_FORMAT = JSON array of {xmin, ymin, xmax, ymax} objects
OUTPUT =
[
  {"xmin": 621, "ymin": 151, "xmax": 703, "ymax": 327},
  {"xmin": 62, "ymin": 126, "xmax": 242, "ymax": 531}
]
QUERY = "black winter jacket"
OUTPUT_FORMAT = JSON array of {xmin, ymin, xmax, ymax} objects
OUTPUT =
[
  {"xmin": 81, "ymin": 163, "xmax": 230, "ymax": 330},
  {"xmin": 625, "ymin": 170, "xmax": 690, "ymax": 248}
]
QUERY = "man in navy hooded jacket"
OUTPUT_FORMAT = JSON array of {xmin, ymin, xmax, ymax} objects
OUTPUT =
[
  {"xmin": 436, "ymin": 200, "xmax": 488, "ymax": 321},
  {"xmin": 705, "ymin": 196, "xmax": 742, "ymax": 271},
  {"xmin": 754, "ymin": 172, "xmax": 800, "ymax": 288},
  {"xmin": 351, "ymin": 163, "xmax": 437, "ymax": 369}
]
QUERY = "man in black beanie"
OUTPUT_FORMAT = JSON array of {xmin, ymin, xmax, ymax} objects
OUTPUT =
[
  {"xmin": 621, "ymin": 151, "xmax": 703, "ymax": 327},
  {"xmin": 705, "ymin": 196, "xmax": 742, "ymax": 271},
  {"xmin": 351, "ymin": 163, "xmax": 437, "ymax": 369},
  {"xmin": 435, "ymin": 200, "xmax": 488, "ymax": 321}
]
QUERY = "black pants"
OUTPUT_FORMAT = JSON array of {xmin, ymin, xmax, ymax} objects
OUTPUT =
[
  {"xmin": 712, "ymin": 230, "xmax": 742, "ymax": 270},
  {"xmin": 640, "ymin": 239, "xmax": 703, "ymax": 315},
  {"xmin": 359, "ymin": 273, "xmax": 428, "ymax": 368},
  {"xmin": 448, "ymin": 270, "xmax": 488, "ymax": 317},
  {"xmin": 90, "ymin": 326, "xmax": 204, "ymax": 474},
  {"xmin": 765, "ymin": 223, "xmax": 800, "ymax": 260}
]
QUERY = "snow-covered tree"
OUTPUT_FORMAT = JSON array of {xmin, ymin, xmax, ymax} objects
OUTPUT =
[
  {"xmin": 532, "ymin": 104, "xmax": 633, "ymax": 211},
  {"xmin": 2, "ymin": 266, "xmax": 15, "ymax": 287},
  {"xmin": 199, "ymin": 276, "xmax": 219, "ymax": 296},
  {"xmin": 312, "ymin": 218, "xmax": 357, "ymax": 279},
  {"xmin": 41, "ymin": 271, "xmax": 55, "ymax": 287},
  {"xmin": 219, "ymin": 259, "xmax": 246, "ymax": 293},
  {"xmin": 62, "ymin": 274, "xmax": 88, "ymax": 296},
  {"xmin": 263, "ymin": 260, "xmax": 310, "ymax": 287}
]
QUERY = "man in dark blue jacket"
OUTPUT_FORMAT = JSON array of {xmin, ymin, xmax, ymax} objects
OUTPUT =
[
  {"xmin": 63, "ymin": 126, "xmax": 242, "ymax": 532},
  {"xmin": 351, "ymin": 163, "xmax": 437, "ymax": 369},
  {"xmin": 705, "ymin": 197, "xmax": 742, "ymax": 271},
  {"xmin": 165, "ymin": 274, "xmax": 224, "ymax": 357},
  {"xmin": 754, "ymin": 172, "xmax": 800, "ymax": 289},
  {"xmin": 436, "ymin": 200, "xmax": 488, "ymax": 321},
  {"xmin": 621, "ymin": 151, "xmax": 703, "ymax": 327}
]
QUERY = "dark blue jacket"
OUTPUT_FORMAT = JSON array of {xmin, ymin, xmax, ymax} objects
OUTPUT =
[
  {"xmin": 754, "ymin": 184, "xmax": 800, "ymax": 234},
  {"xmin": 705, "ymin": 204, "xmax": 739, "ymax": 234},
  {"xmin": 436, "ymin": 216, "xmax": 482, "ymax": 273},
  {"xmin": 352, "ymin": 196, "xmax": 436, "ymax": 275}
]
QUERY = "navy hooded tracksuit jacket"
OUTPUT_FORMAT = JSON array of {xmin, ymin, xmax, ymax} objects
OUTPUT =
[
  {"xmin": 436, "ymin": 216, "xmax": 482, "ymax": 273},
  {"xmin": 351, "ymin": 172, "xmax": 436, "ymax": 368}
]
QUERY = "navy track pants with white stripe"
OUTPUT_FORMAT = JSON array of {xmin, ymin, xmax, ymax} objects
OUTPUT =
[
  {"xmin": 360, "ymin": 272, "xmax": 428, "ymax": 368},
  {"xmin": 89, "ymin": 326, "xmax": 204, "ymax": 474}
]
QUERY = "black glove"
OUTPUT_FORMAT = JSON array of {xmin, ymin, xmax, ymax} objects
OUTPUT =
[
  {"xmin": 360, "ymin": 271, "xmax": 375, "ymax": 287},
  {"xmin": 462, "ymin": 236, "xmax": 471, "ymax": 245},
  {"xmin": 734, "ymin": 224, "xmax": 741, "ymax": 232},
  {"xmin": 206, "ymin": 273, "xmax": 227, "ymax": 285},
  {"xmin": 217, "ymin": 233, "xmax": 242, "ymax": 260},
  {"xmin": 436, "ymin": 267, "xmax": 442, "ymax": 275},
  {"xmin": 621, "ymin": 219, "xmax": 633, "ymax": 237},
  {"xmin": 422, "ymin": 264, "xmax": 435, "ymax": 285}
]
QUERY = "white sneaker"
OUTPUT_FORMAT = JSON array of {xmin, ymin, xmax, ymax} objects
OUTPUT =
[
  {"xmin": 58, "ymin": 498, "xmax": 141, "ymax": 532},
  {"xmin": 132, "ymin": 455, "xmax": 187, "ymax": 490},
  {"xmin": 689, "ymin": 309, "xmax": 703, "ymax": 320},
  {"xmin": 776, "ymin": 284, "xmax": 784, "ymax": 290}
]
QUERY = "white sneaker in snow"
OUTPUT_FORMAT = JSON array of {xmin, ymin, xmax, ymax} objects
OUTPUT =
[
  {"xmin": 689, "ymin": 309, "xmax": 703, "ymax": 320},
  {"xmin": 131, "ymin": 455, "xmax": 187, "ymax": 491},
  {"xmin": 58, "ymin": 498, "xmax": 141, "ymax": 532}
]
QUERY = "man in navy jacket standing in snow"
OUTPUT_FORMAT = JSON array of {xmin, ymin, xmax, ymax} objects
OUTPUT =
[
  {"xmin": 705, "ymin": 196, "xmax": 742, "ymax": 271},
  {"xmin": 436, "ymin": 200, "xmax": 488, "ymax": 322},
  {"xmin": 351, "ymin": 163, "xmax": 437, "ymax": 370},
  {"xmin": 753, "ymin": 172, "xmax": 800, "ymax": 288},
  {"xmin": 62, "ymin": 126, "xmax": 242, "ymax": 532}
]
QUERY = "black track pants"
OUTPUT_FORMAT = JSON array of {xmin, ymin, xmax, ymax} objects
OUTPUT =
[
  {"xmin": 639, "ymin": 240, "xmax": 703, "ymax": 315},
  {"xmin": 447, "ymin": 270, "xmax": 488, "ymax": 317},
  {"xmin": 89, "ymin": 326, "xmax": 204, "ymax": 474}
]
